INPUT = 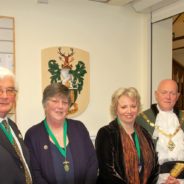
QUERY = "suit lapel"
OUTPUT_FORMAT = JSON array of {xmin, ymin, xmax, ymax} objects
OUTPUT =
[
  {"xmin": 8, "ymin": 119, "xmax": 30, "ymax": 165},
  {"xmin": 67, "ymin": 120, "xmax": 80, "ymax": 184},
  {"xmin": 40, "ymin": 121, "xmax": 56, "ymax": 182},
  {"xmin": 0, "ymin": 121, "xmax": 20, "ymax": 161}
]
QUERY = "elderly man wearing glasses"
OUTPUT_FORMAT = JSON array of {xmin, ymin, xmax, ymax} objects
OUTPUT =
[{"xmin": 0, "ymin": 66, "xmax": 32, "ymax": 184}]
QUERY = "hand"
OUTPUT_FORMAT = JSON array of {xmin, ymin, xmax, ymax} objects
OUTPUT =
[{"xmin": 164, "ymin": 176, "xmax": 180, "ymax": 184}]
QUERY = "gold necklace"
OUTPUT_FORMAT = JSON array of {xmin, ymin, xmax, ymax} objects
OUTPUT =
[{"xmin": 140, "ymin": 112, "xmax": 182, "ymax": 151}]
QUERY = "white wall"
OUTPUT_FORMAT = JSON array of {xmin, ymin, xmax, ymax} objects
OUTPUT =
[
  {"xmin": 0, "ymin": 0, "xmax": 151, "ymax": 136},
  {"xmin": 152, "ymin": 18, "xmax": 173, "ymax": 103},
  {"xmin": 151, "ymin": 1, "xmax": 184, "ymax": 103}
]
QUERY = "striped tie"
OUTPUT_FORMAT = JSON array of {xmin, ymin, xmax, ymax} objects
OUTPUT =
[{"xmin": 2, "ymin": 120, "xmax": 32, "ymax": 184}]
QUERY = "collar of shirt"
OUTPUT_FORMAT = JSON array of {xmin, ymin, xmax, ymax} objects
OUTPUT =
[
  {"xmin": 157, "ymin": 104, "xmax": 173, "ymax": 114},
  {"xmin": 0, "ymin": 117, "xmax": 8, "ymax": 124}
]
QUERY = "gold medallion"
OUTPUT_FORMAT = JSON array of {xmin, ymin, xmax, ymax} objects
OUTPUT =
[
  {"xmin": 63, "ymin": 160, "xmax": 70, "ymax": 172},
  {"xmin": 168, "ymin": 139, "xmax": 175, "ymax": 151}
]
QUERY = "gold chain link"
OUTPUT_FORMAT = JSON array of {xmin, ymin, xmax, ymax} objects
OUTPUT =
[{"xmin": 140, "ymin": 112, "xmax": 181, "ymax": 139}]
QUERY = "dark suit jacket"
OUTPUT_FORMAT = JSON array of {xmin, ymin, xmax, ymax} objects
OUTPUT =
[
  {"xmin": 0, "ymin": 118, "xmax": 30, "ymax": 184},
  {"xmin": 24, "ymin": 119, "xmax": 98, "ymax": 184}
]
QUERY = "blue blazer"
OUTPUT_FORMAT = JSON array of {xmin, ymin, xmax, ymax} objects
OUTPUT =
[
  {"xmin": 24, "ymin": 119, "xmax": 98, "ymax": 184},
  {"xmin": 0, "ymin": 118, "xmax": 30, "ymax": 184}
]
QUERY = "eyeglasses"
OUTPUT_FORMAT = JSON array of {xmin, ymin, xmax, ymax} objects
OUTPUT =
[{"xmin": 0, "ymin": 88, "xmax": 17, "ymax": 97}]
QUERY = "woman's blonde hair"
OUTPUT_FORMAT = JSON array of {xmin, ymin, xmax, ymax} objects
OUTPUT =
[{"xmin": 110, "ymin": 87, "xmax": 141, "ymax": 119}]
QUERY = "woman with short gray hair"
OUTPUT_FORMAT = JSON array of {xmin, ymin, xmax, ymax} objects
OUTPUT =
[{"xmin": 25, "ymin": 82, "xmax": 98, "ymax": 184}]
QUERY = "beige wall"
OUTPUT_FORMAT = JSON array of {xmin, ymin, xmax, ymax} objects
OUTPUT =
[
  {"xmin": 0, "ymin": 0, "xmax": 151, "ymax": 136},
  {"xmin": 152, "ymin": 18, "xmax": 173, "ymax": 104}
]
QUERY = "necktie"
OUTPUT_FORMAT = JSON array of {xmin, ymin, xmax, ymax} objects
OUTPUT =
[{"xmin": 2, "ymin": 120, "xmax": 32, "ymax": 184}]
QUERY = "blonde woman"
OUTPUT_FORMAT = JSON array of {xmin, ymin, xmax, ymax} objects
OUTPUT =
[{"xmin": 95, "ymin": 87, "xmax": 159, "ymax": 184}]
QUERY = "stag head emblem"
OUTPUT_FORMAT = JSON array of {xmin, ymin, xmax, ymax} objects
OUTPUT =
[{"xmin": 58, "ymin": 47, "xmax": 74, "ymax": 69}]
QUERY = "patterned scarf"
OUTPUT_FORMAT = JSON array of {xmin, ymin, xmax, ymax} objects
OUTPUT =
[{"xmin": 120, "ymin": 123, "xmax": 154, "ymax": 184}]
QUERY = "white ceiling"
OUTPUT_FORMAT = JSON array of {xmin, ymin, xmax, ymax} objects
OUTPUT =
[
  {"xmin": 131, "ymin": 0, "xmax": 179, "ymax": 13},
  {"xmin": 89, "ymin": 0, "xmax": 134, "ymax": 6},
  {"xmin": 89, "ymin": 0, "xmax": 181, "ymax": 13}
]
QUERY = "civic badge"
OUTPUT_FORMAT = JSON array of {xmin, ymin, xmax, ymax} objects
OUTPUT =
[{"xmin": 43, "ymin": 145, "xmax": 48, "ymax": 150}]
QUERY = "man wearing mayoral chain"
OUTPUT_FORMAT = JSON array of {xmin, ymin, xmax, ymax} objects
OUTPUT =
[{"xmin": 137, "ymin": 79, "xmax": 184, "ymax": 184}]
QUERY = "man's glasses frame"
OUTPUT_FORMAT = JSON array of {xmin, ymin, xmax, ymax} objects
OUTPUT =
[{"xmin": 0, "ymin": 88, "xmax": 17, "ymax": 97}]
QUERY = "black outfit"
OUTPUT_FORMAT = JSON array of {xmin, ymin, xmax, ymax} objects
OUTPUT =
[
  {"xmin": 95, "ymin": 119, "xmax": 159, "ymax": 184},
  {"xmin": 24, "ymin": 119, "xmax": 98, "ymax": 184},
  {"xmin": 0, "ymin": 118, "xmax": 31, "ymax": 184}
]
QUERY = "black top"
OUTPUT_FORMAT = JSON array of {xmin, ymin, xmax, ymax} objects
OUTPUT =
[
  {"xmin": 50, "ymin": 142, "xmax": 75, "ymax": 184},
  {"xmin": 95, "ymin": 119, "xmax": 159, "ymax": 184}
]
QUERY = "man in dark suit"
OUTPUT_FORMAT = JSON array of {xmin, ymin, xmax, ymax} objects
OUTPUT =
[{"xmin": 0, "ymin": 66, "xmax": 32, "ymax": 184}]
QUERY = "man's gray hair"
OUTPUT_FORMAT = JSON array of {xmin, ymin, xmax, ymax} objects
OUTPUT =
[{"xmin": 0, "ymin": 67, "xmax": 15, "ymax": 79}]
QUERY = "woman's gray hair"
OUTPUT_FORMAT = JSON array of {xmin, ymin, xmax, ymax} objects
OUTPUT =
[
  {"xmin": 110, "ymin": 87, "xmax": 141, "ymax": 119},
  {"xmin": 42, "ymin": 82, "xmax": 71, "ymax": 107}
]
